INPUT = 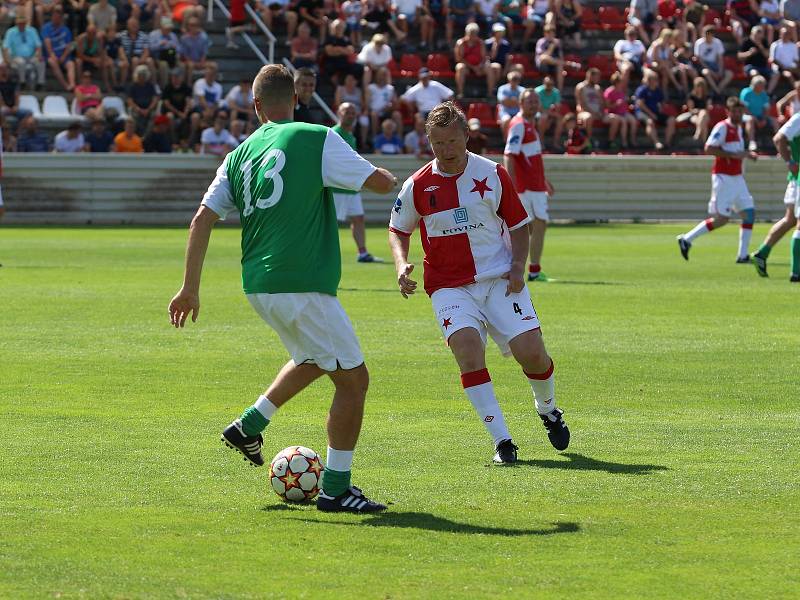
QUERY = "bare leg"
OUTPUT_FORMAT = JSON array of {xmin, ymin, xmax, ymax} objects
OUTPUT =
[
  {"xmin": 508, "ymin": 328, "xmax": 551, "ymax": 374},
  {"xmin": 326, "ymin": 364, "xmax": 369, "ymax": 450},
  {"xmin": 763, "ymin": 206, "xmax": 798, "ymax": 247},
  {"xmin": 529, "ymin": 218, "xmax": 547, "ymax": 266},
  {"xmin": 350, "ymin": 214, "xmax": 367, "ymax": 253},
  {"xmin": 263, "ymin": 360, "xmax": 326, "ymax": 407}
]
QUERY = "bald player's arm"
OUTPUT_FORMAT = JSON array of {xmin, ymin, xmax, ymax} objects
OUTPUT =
[{"xmin": 362, "ymin": 167, "xmax": 397, "ymax": 194}]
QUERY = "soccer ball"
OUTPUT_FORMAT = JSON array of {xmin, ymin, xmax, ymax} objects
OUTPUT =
[{"xmin": 269, "ymin": 446, "xmax": 324, "ymax": 502}]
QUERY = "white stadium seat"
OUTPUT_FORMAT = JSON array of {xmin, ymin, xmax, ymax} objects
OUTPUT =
[
  {"xmin": 19, "ymin": 94, "xmax": 42, "ymax": 118},
  {"xmin": 40, "ymin": 95, "xmax": 83, "ymax": 124},
  {"xmin": 101, "ymin": 96, "xmax": 129, "ymax": 120}
]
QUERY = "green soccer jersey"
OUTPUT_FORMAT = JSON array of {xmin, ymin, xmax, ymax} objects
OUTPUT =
[
  {"xmin": 201, "ymin": 120, "xmax": 377, "ymax": 295},
  {"xmin": 780, "ymin": 113, "xmax": 800, "ymax": 182},
  {"xmin": 330, "ymin": 124, "xmax": 358, "ymax": 196}
]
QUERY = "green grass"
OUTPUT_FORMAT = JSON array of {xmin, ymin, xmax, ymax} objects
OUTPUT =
[{"xmin": 1, "ymin": 224, "xmax": 798, "ymax": 599}]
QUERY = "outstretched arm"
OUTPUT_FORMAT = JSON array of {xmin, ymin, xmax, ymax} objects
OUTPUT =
[{"xmin": 168, "ymin": 205, "xmax": 219, "ymax": 327}]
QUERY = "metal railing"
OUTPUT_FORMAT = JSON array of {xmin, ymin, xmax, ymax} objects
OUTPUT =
[{"xmin": 244, "ymin": 3, "xmax": 277, "ymax": 66}]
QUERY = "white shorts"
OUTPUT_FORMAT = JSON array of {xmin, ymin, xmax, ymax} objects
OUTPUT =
[
  {"xmin": 783, "ymin": 179, "xmax": 800, "ymax": 208},
  {"xmin": 708, "ymin": 174, "xmax": 754, "ymax": 216},
  {"xmin": 247, "ymin": 292, "xmax": 364, "ymax": 372},
  {"xmin": 431, "ymin": 278, "xmax": 541, "ymax": 357},
  {"xmin": 519, "ymin": 190, "xmax": 549, "ymax": 221},
  {"xmin": 333, "ymin": 192, "xmax": 364, "ymax": 221}
]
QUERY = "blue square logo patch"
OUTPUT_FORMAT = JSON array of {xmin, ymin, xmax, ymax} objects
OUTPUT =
[{"xmin": 453, "ymin": 207, "xmax": 468, "ymax": 223}]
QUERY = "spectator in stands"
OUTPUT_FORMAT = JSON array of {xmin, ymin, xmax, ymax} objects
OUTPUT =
[
  {"xmin": 293, "ymin": 66, "xmax": 317, "ymax": 123},
  {"xmin": 357, "ymin": 33, "xmax": 392, "ymax": 87},
  {"xmin": 297, "ymin": 0, "xmax": 329, "ymax": 43},
  {"xmin": 497, "ymin": 69, "xmax": 524, "ymax": 133},
  {"xmin": 563, "ymin": 112, "xmax": 590, "ymax": 153},
  {"xmin": 225, "ymin": 78, "xmax": 256, "ymax": 129},
  {"xmin": 420, "ymin": 0, "xmax": 446, "ymax": 50},
  {"xmin": 760, "ymin": 0, "xmax": 782, "ymax": 42},
  {"xmin": 161, "ymin": 66, "xmax": 196, "ymax": 144},
  {"xmin": 42, "ymin": 6, "xmax": 77, "ymax": 92},
  {"xmin": 127, "ymin": 64, "xmax": 160, "ymax": 134},
  {"xmin": 401, "ymin": 67, "xmax": 454, "ymax": 118},
  {"xmin": 16, "ymin": 115, "xmax": 50, "ymax": 151},
  {"xmin": 536, "ymin": 75, "xmax": 565, "ymax": 149},
  {"xmin": 193, "ymin": 63, "xmax": 223, "ymax": 122},
  {"xmin": 114, "ymin": 116, "xmax": 143, "ymax": 152},
  {"xmin": 604, "ymin": 71, "xmax": 638, "ymax": 148},
  {"xmin": 445, "ymin": 0, "xmax": 474, "ymax": 47},
  {"xmin": 680, "ymin": 0, "xmax": 707, "ymax": 44},
  {"xmin": 614, "ymin": 25, "xmax": 646, "ymax": 86},
  {"xmin": 466, "ymin": 117, "xmax": 488, "ymax": 153},
  {"xmin": 628, "ymin": 0, "xmax": 660, "ymax": 45},
  {"xmin": 290, "ymin": 21, "xmax": 319, "ymax": 70},
  {"xmin": 694, "ymin": 26, "xmax": 732, "ymax": 96},
  {"xmin": 669, "ymin": 27, "xmax": 699, "ymax": 81},
  {"xmin": 74, "ymin": 70, "xmax": 104, "ymax": 119},
  {"xmin": 225, "ymin": 0, "xmax": 255, "ymax": 50},
  {"xmin": 486, "ymin": 22, "xmax": 511, "ymax": 76},
  {"xmin": 201, "ymin": 109, "xmax": 238, "ymax": 156},
  {"xmin": 535, "ymin": 25, "xmax": 565, "ymax": 90},
  {"xmin": 119, "ymin": 17, "xmax": 154, "ymax": 83},
  {"xmin": 340, "ymin": 0, "xmax": 365, "ymax": 47},
  {"xmin": 677, "ymin": 76, "xmax": 711, "ymax": 142},
  {"xmin": 335, "ymin": 73, "xmax": 369, "ymax": 147},
  {"xmin": 455, "ymin": 23, "xmax": 500, "ymax": 98},
  {"xmin": 118, "ymin": 0, "xmax": 159, "ymax": 26},
  {"xmin": 53, "ymin": 122, "xmax": 85, "ymax": 153},
  {"xmin": 374, "ymin": 118, "xmax": 403, "ymax": 153},
  {"xmin": 64, "ymin": 0, "xmax": 90, "ymax": 36},
  {"xmin": 770, "ymin": 26, "xmax": 800, "ymax": 86},
  {"xmin": 76, "ymin": 25, "xmax": 112, "ymax": 91},
  {"xmin": 657, "ymin": 0, "xmax": 679, "ymax": 31},
  {"xmin": 740, "ymin": 74, "xmax": 775, "ymax": 149},
  {"xmin": 229, "ymin": 119, "xmax": 248, "ymax": 143},
  {"xmin": 84, "ymin": 117, "xmax": 114, "ymax": 151},
  {"xmin": 576, "ymin": 67, "xmax": 623, "ymax": 148},
  {"xmin": 553, "ymin": 0, "xmax": 583, "ymax": 48},
  {"xmin": 781, "ymin": 0, "xmax": 800, "ymax": 41},
  {"xmin": 260, "ymin": 0, "xmax": 298, "ymax": 40},
  {"xmin": 394, "ymin": 0, "xmax": 427, "ymax": 39},
  {"xmin": 497, "ymin": 0, "xmax": 535, "ymax": 50},
  {"xmin": 366, "ymin": 66, "xmax": 403, "ymax": 140},
  {"xmin": 635, "ymin": 69, "xmax": 676, "ymax": 149},
  {"xmin": 777, "ymin": 79, "xmax": 800, "ymax": 119},
  {"xmin": 528, "ymin": 0, "xmax": 553, "ymax": 35},
  {"xmin": 0, "ymin": 63, "xmax": 30, "ymax": 121},
  {"xmin": 149, "ymin": 16, "xmax": 179, "ymax": 88},
  {"xmin": 739, "ymin": 24, "xmax": 779, "ymax": 92},
  {"xmin": 168, "ymin": 0, "xmax": 205, "ymax": 27},
  {"xmin": 323, "ymin": 19, "xmax": 362, "ymax": 85},
  {"xmin": 88, "ymin": 0, "xmax": 117, "ymax": 32},
  {"xmin": 475, "ymin": 0, "xmax": 500, "ymax": 35},
  {"xmin": 178, "ymin": 16, "xmax": 212, "ymax": 84},
  {"xmin": 104, "ymin": 22, "xmax": 129, "ymax": 88},
  {"xmin": 728, "ymin": 0, "xmax": 761, "ymax": 45},
  {"xmin": 2, "ymin": 15, "xmax": 45, "ymax": 90},
  {"xmin": 403, "ymin": 112, "xmax": 431, "ymax": 157},
  {"xmin": 143, "ymin": 113, "xmax": 172, "ymax": 152},
  {"xmin": 647, "ymin": 28, "xmax": 689, "ymax": 94}
]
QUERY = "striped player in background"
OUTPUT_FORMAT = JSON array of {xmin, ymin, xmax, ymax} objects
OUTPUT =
[
  {"xmin": 677, "ymin": 97, "xmax": 759, "ymax": 262},
  {"xmin": 388, "ymin": 101, "xmax": 569, "ymax": 466}
]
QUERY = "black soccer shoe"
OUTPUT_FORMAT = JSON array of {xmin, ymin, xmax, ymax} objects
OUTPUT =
[
  {"xmin": 316, "ymin": 485, "xmax": 387, "ymax": 513},
  {"xmin": 677, "ymin": 236, "xmax": 691, "ymax": 261},
  {"xmin": 540, "ymin": 408, "xmax": 570, "ymax": 451},
  {"xmin": 751, "ymin": 253, "xmax": 768, "ymax": 277},
  {"xmin": 492, "ymin": 439, "xmax": 519, "ymax": 465},
  {"xmin": 735, "ymin": 256, "xmax": 751, "ymax": 264},
  {"xmin": 220, "ymin": 419, "xmax": 264, "ymax": 467},
  {"xmin": 791, "ymin": 274, "xmax": 800, "ymax": 283}
]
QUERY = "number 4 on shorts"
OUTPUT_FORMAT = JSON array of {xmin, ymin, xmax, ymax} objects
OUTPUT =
[{"xmin": 513, "ymin": 302, "xmax": 522, "ymax": 315}]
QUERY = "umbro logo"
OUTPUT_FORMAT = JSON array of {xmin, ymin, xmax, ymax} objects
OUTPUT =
[
  {"xmin": 424, "ymin": 185, "xmax": 440, "ymax": 192},
  {"xmin": 484, "ymin": 416, "xmax": 494, "ymax": 422}
]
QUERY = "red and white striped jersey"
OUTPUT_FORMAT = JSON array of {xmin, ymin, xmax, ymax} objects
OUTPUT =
[
  {"xmin": 389, "ymin": 152, "xmax": 531, "ymax": 296},
  {"xmin": 504, "ymin": 114, "xmax": 547, "ymax": 192},
  {"xmin": 706, "ymin": 119, "xmax": 744, "ymax": 176}
]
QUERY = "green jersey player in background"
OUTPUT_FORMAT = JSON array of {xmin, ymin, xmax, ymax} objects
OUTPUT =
[
  {"xmin": 168, "ymin": 64, "xmax": 397, "ymax": 513},
  {"xmin": 750, "ymin": 112, "xmax": 800, "ymax": 282}
]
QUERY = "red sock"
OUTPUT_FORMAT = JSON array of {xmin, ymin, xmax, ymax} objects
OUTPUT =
[{"xmin": 529, "ymin": 263, "xmax": 541, "ymax": 274}]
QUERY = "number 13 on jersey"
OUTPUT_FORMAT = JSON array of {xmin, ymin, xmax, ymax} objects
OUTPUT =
[{"xmin": 241, "ymin": 149, "xmax": 287, "ymax": 217}]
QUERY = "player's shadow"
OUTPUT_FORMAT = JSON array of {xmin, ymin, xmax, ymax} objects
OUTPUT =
[{"xmin": 516, "ymin": 452, "xmax": 668, "ymax": 475}]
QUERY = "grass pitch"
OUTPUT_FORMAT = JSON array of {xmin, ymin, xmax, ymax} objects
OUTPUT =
[{"xmin": 1, "ymin": 224, "xmax": 798, "ymax": 599}]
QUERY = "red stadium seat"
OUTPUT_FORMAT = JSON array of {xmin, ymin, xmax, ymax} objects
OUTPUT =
[
  {"xmin": 660, "ymin": 102, "xmax": 679, "ymax": 118},
  {"xmin": 586, "ymin": 55, "xmax": 615, "ymax": 79},
  {"xmin": 558, "ymin": 101, "xmax": 574, "ymax": 116},
  {"xmin": 564, "ymin": 54, "xmax": 585, "ymax": 79},
  {"xmin": 427, "ymin": 53, "xmax": 454, "ymax": 78},
  {"xmin": 467, "ymin": 102, "xmax": 498, "ymax": 128},
  {"xmin": 506, "ymin": 53, "xmax": 538, "ymax": 78},
  {"xmin": 723, "ymin": 56, "xmax": 747, "ymax": 81},
  {"xmin": 582, "ymin": 6, "xmax": 601, "ymax": 30},
  {"xmin": 399, "ymin": 54, "xmax": 423, "ymax": 78},
  {"xmin": 658, "ymin": 0, "xmax": 678, "ymax": 20},
  {"xmin": 767, "ymin": 103, "xmax": 778, "ymax": 119},
  {"xmin": 709, "ymin": 104, "xmax": 728, "ymax": 126},
  {"xmin": 398, "ymin": 101, "xmax": 415, "ymax": 126},
  {"xmin": 387, "ymin": 58, "xmax": 401, "ymax": 79},
  {"xmin": 599, "ymin": 6, "xmax": 627, "ymax": 31}
]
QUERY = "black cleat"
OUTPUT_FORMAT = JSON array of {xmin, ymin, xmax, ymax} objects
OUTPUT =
[
  {"xmin": 221, "ymin": 419, "xmax": 264, "ymax": 467},
  {"xmin": 751, "ymin": 253, "xmax": 768, "ymax": 277},
  {"xmin": 677, "ymin": 236, "xmax": 691, "ymax": 261},
  {"xmin": 492, "ymin": 439, "xmax": 518, "ymax": 465},
  {"xmin": 316, "ymin": 485, "xmax": 387, "ymax": 513},
  {"xmin": 735, "ymin": 256, "xmax": 751, "ymax": 264},
  {"xmin": 540, "ymin": 408, "xmax": 570, "ymax": 451},
  {"xmin": 791, "ymin": 274, "xmax": 800, "ymax": 283}
]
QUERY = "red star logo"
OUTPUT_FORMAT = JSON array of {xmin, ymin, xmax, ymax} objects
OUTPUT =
[
  {"xmin": 442, "ymin": 318, "xmax": 452, "ymax": 330},
  {"xmin": 470, "ymin": 177, "xmax": 492, "ymax": 199}
]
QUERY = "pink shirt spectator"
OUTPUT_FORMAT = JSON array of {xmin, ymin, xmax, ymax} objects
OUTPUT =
[
  {"xmin": 603, "ymin": 86, "xmax": 629, "ymax": 116},
  {"xmin": 75, "ymin": 83, "xmax": 102, "ymax": 113}
]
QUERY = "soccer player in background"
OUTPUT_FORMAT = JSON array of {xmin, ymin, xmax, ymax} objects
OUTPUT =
[
  {"xmin": 168, "ymin": 64, "xmax": 396, "ymax": 513},
  {"xmin": 331, "ymin": 102, "xmax": 383, "ymax": 263},
  {"xmin": 750, "ymin": 112, "xmax": 800, "ymax": 281},
  {"xmin": 388, "ymin": 101, "xmax": 570, "ymax": 465},
  {"xmin": 677, "ymin": 97, "xmax": 759, "ymax": 262},
  {"xmin": 503, "ymin": 88, "xmax": 555, "ymax": 282}
]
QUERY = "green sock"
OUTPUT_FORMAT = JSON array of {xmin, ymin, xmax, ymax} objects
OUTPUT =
[
  {"xmin": 756, "ymin": 243, "xmax": 772, "ymax": 259},
  {"xmin": 240, "ymin": 406, "xmax": 269, "ymax": 436},
  {"xmin": 321, "ymin": 468, "xmax": 351, "ymax": 497},
  {"xmin": 792, "ymin": 236, "xmax": 800, "ymax": 276}
]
